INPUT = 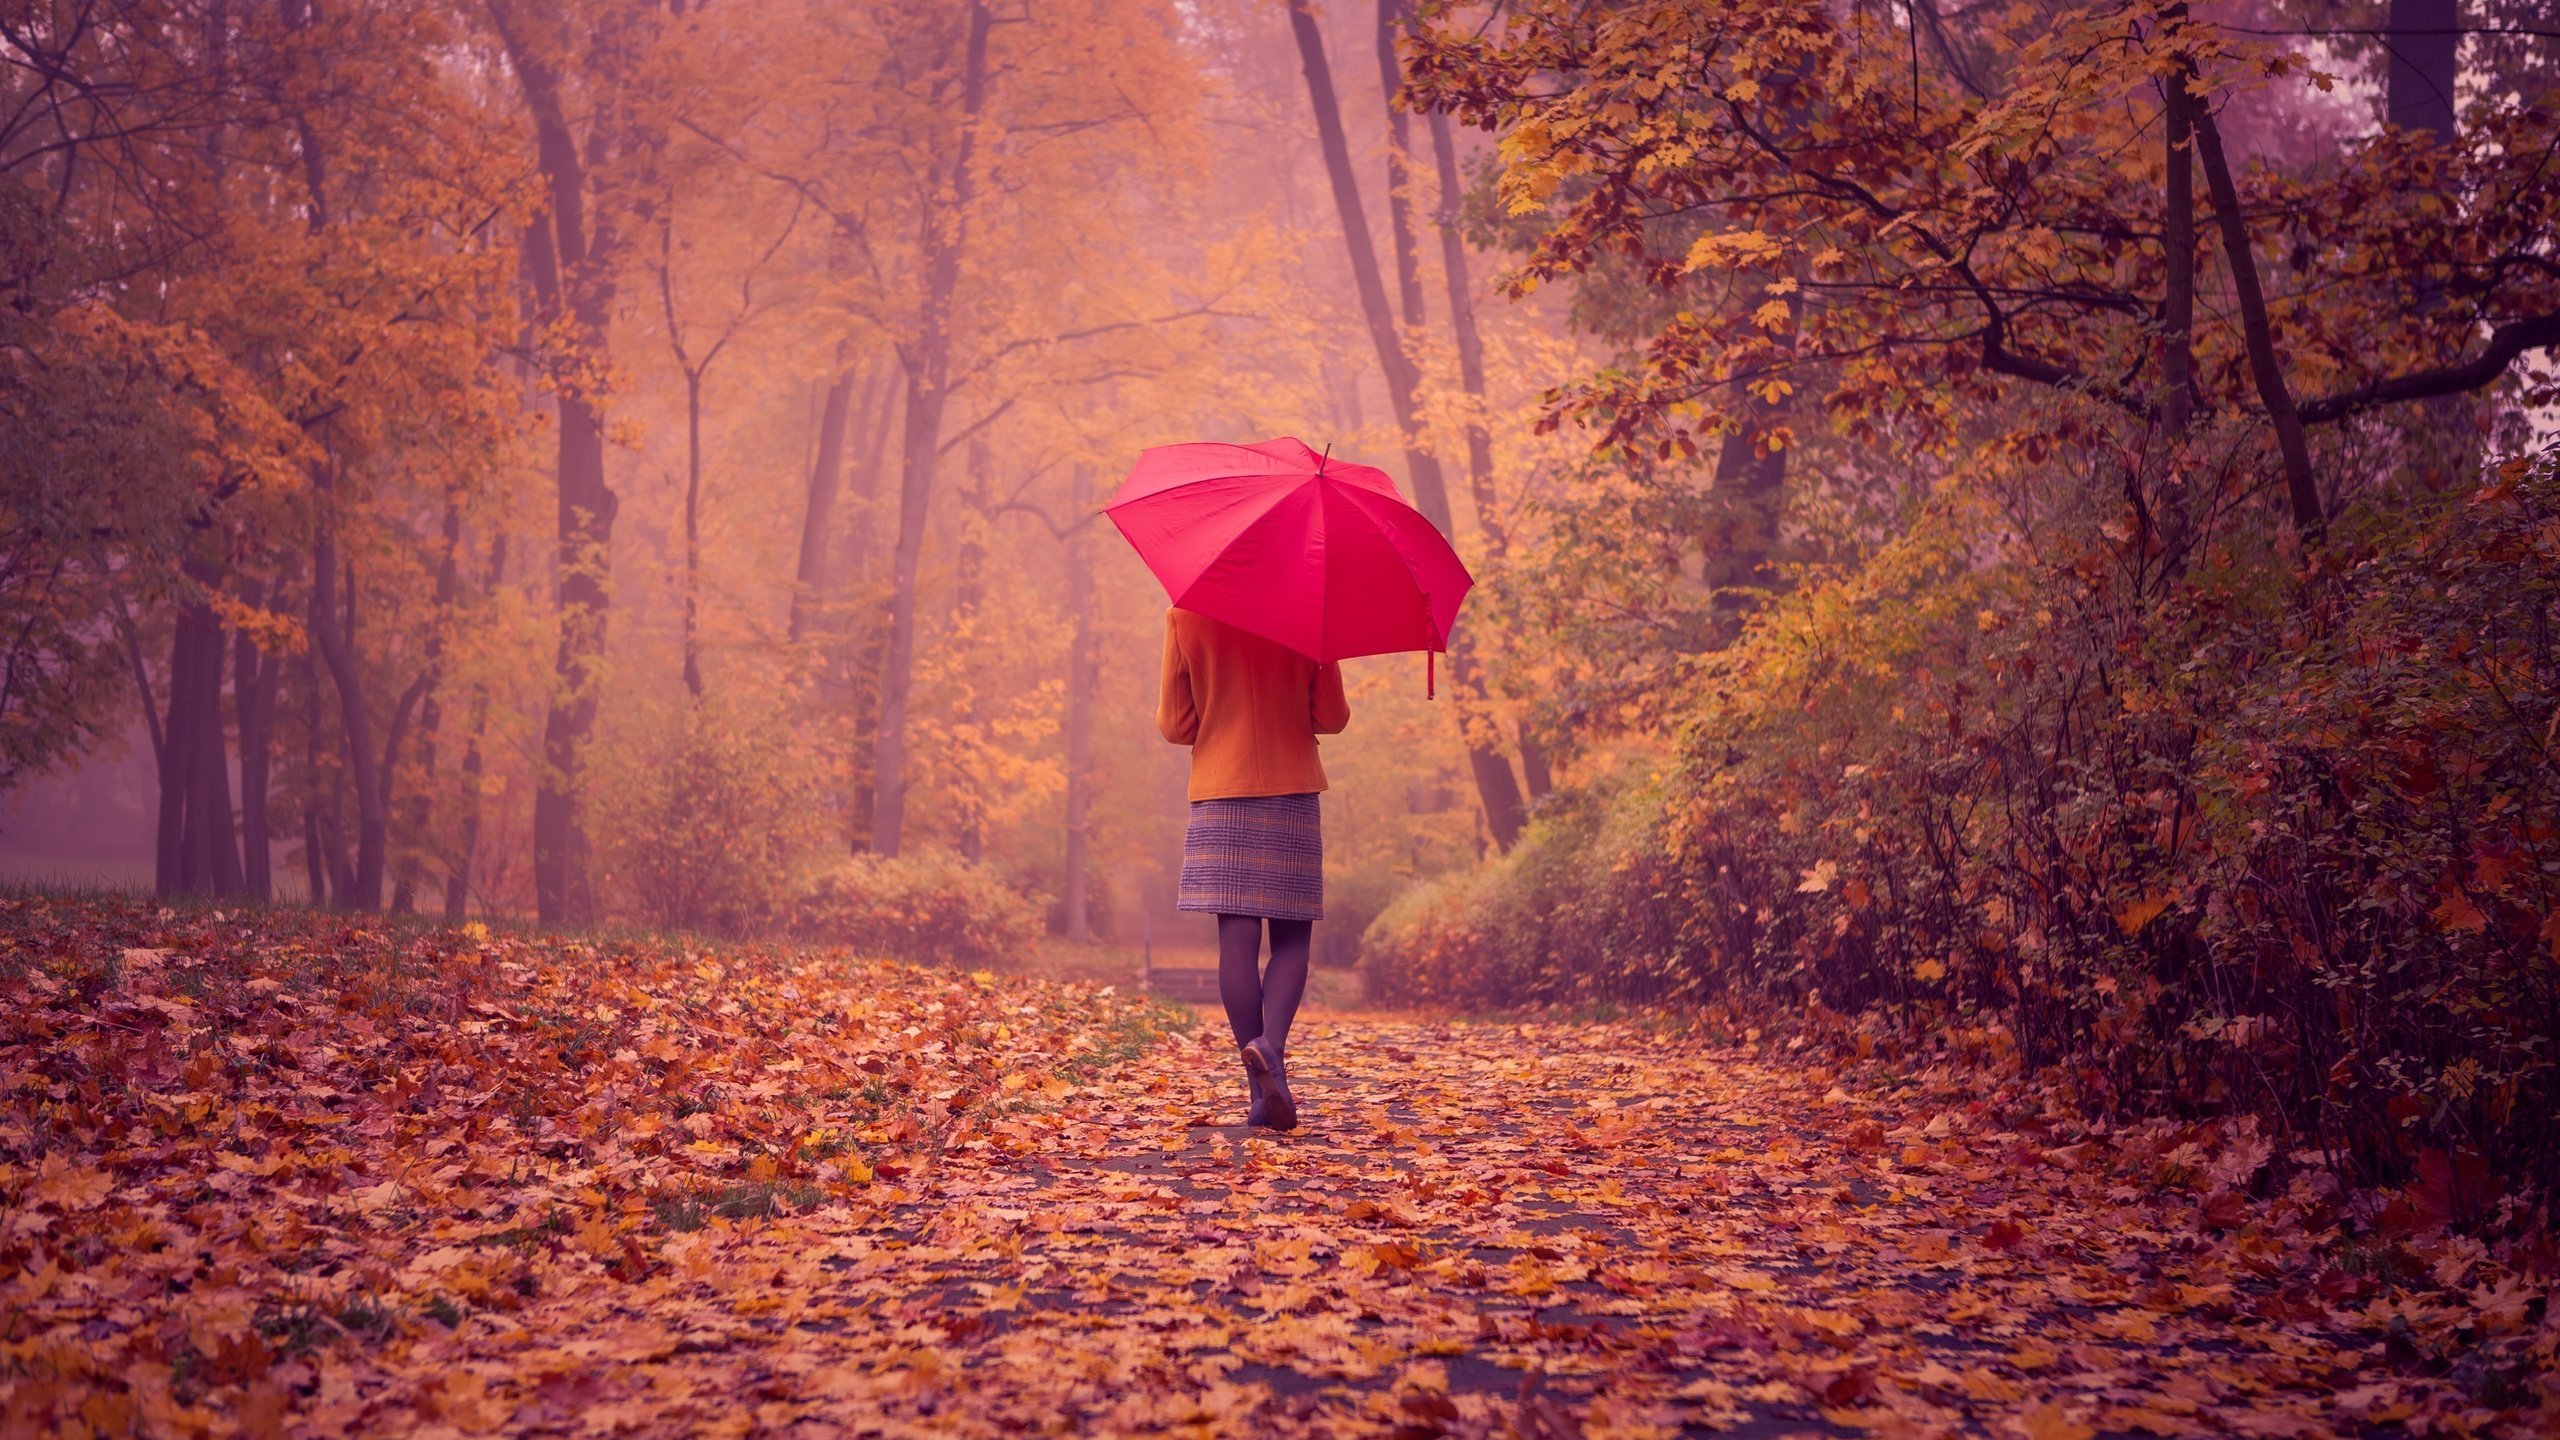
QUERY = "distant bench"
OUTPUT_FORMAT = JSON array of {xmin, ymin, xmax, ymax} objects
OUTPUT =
[{"xmin": 1143, "ymin": 965, "xmax": 1222, "ymax": 1004}]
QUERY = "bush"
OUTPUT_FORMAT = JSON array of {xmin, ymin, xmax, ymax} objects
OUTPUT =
[
  {"xmin": 1368, "ymin": 448, "xmax": 2560, "ymax": 1204},
  {"xmin": 786, "ymin": 849, "xmax": 1044, "ymax": 968},
  {"xmin": 594, "ymin": 702, "xmax": 826, "ymax": 937}
]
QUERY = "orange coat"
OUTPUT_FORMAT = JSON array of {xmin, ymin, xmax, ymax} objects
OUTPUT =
[{"xmin": 1156, "ymin": 607, "xmax": 1351, "ymax": 802}]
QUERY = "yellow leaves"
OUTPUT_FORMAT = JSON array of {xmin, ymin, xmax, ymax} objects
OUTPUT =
[
  {"xmin": 2007, "ymin": 1343, "xmax": 2060, "ymax": 1372},
  {"xmin": 425, "ymin": 1369, "xmax": 512, "ymax": 1434},
  {"xmin": 1682, "ymin": 229, "xmax": 1788, "ymax": 273},
  {"xmin": 1364, "ymin": 1239, "xmax": 1425, "ymax": 1271},
  {"xmin": 1796, "ymin": 859, "xmax": 1839, "ymax": 893},
  {"xmin": 1749, "ymin": 377, "xmax": 1794, "ymax": 406},
  {"xmin": 32, "ymin": 1154, "xmax": 113, "ymax": 1211},
  {"xmin": 2008, "ymin": 1402, "xmax": 2098, "ymax": 1440},
  {"xmin": 1751, "ymin": 299, "xmax": 1794, "ymax": 333},
  {"xmin": 1912, "ymin": 958, "xmax": 1947, "ymax": 982},
  {"xmin": 2115, "ymin": 892, "xmax": 2172, "ymax": 936}
]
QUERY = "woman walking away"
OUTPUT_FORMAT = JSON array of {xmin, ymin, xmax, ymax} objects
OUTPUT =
[{"xmin": 1157, "ymin": 605, "xmax": 1351, "ymax": 1130}]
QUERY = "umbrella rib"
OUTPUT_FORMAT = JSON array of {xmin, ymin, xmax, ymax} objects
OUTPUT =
[{"xmin": 1312, "ymin": 476, "xmax": 1331, "ymax": 663}]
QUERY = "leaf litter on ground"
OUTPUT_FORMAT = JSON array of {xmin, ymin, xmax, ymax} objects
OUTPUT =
[{"xmin": 2, "ymin": 895, "xmax": 2554, "ymax": 1437}]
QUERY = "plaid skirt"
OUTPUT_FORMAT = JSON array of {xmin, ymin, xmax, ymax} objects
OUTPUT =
[{"xmin": 1177, "ymin": 793, "xmax": 1324, "ymax": 921}]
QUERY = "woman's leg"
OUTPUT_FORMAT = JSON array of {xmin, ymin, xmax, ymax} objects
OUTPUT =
[
  {"xmin": 1215, "ymin": 913, "xmax": 1266, "ymax": 1047},
  {"xmin": 1262, "ymin": 919, "xmax": 1313, "ymax": 1052}
]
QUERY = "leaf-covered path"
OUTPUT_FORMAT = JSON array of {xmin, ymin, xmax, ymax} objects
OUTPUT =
[
  {"xmin": 389, "ymin": 1017, "xmax": 2436, "ymax": 1439},
  {"xmin": 7, "ymin": 901, "xmax": 2541, "ymax": 1439}
]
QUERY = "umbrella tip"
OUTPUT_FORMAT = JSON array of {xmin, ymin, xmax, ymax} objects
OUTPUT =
[{"xmin": 1316, "ymin": 440, "xmax": 1331, "ymax": 476}]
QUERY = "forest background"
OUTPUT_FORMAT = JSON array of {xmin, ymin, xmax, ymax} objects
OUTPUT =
[{"xmin": 5, "ymin": 0, "xmax": 2560, "ymax": 1207}]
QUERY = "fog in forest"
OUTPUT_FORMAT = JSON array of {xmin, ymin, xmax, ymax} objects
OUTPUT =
[{"xmin": 5, "ymin": 0, "xmax": 2556, "ymax": 981}]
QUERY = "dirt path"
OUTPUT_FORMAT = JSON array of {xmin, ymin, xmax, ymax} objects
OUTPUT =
[{"xmin": 363, "ymin": 1014, "xmax": 2412, "ymax": 1439}]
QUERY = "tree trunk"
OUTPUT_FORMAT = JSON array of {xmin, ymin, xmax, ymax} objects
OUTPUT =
[
  {"xmin": 495, "ymin": 3, "xmax": 623, "ymax": 926},
  {"xmin": 2385, "ymin": 0, "xmax": 2459, "ymax": 141},
  {"xmin": 681, "ymin": 367, "xmax": 705, "ymax": 700},
  {"xmin": 845, "ymin": 365, "xmax": 897, "ymax": 587},
  {"xmin": 446, "ymin": 532, "xmax": 508, "ymax": 921},
  {"xmin": 392, "ymin": 497, "xmax": 465, "ymax": 914},
  {"xmin": 1063, "ymin": 464, "xmax": 1096, "ymax": 943},
  {"xmin": 309, "ymin": 507, "xmax": 387, "ymax": 909},
  {"xmin": 869, "ymin": 0, "xmax": 992, "ymax": 859},
  {"xmin": 234, "ymin": 579, "xmax": 279, "ymax": 903},
  {"xmin": 1426, "ymin": 117, "xmax": 1557, "ymax": 803},
  {"xmin": 2384, "ymin": 0, "xmax": 2472, "ymax": 481},
  {"xmin": 152, "ymin": 613, "xmax": 196, "ymax": 895},
  {"xmin": 1375, "ymin": 0, "xmax": 1427, "ymax": 329},
  {"xmin": 2193, "ymin": 105, "xmax": 2322, "ymax": 541},
  {"xmin": 2155, "ymin": 37, "xmax": 2199, "ymax": 564},
  {"xmin": 1425, "ymin": 109, "xmax": 1504, "ymax": 556},
  {"xmin": 871, "ymin": 370, "xmax": 951, "ymax": 859},
  {"xmin": 791, "ymin": 357, "xmax": 858, "ymax": 645},
  {"xmin": 1290, "ymin": 0, "xmax": 1527, "ymax": 849},
  {"xmin": 951, "ymin": 438, "xmax": 993, "ymax": 863},
  {"xmin": 299, "ymin": 652, "xmax": 329, "ymax": 907},
  {"xmin": 1285, "ymin": 0, "xmax": 1450, "ymax": 522}
]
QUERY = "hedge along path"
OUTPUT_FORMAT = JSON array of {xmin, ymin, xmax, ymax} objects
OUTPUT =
[{"xmin": 4, "ymin": 899, "xmax": 2551, "ymax": 1437}]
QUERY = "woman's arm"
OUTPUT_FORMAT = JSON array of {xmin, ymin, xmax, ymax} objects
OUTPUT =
[
  {"xmin": 1311, "ymin": 660, "xmax": 1350, "ymax": 735},
  {"xmin": 1156, "ymin": 612, "xmax": 1200, "ymax": 744}
]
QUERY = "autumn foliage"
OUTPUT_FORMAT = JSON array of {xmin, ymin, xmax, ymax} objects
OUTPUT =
[
  {"xmin": 1366, "ymin": 0, "xmax": 2560, "ymax": 1215},
  {"xmin": 0, "ymin": 893, "xmax": 1173, "ymax": 1434},
  {"xmin": 10, "ymin": 895, "xmax": 2560, "ymax": 1436}
]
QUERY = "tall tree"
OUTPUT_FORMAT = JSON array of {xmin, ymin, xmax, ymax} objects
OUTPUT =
[
  {"xmin": 487, "ymin": 0, "xmax": 643, "ymax": 924},
  {"xmin": 868, "ymin": 0, "xmax": 994, "ymax": 858},
  {"xmin": 1061, "ymin": 463, "xmax": 1098, "ymax": 944},
  {"xmin": 1290, "ymin": 0, "xmax": 1528, "ymax": 849}
]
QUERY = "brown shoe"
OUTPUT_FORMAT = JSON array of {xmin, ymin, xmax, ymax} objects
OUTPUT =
[{"xmin": 1241, "ymin": 1037, "xmax": 1296, "ymax": 1131}]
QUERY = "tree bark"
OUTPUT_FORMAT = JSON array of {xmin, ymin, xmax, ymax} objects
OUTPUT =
[
  {"xmin": 845, "ymin": 365, "xmax": 897, "ymax": 586},
  {"xmin": 1374, "ymin": 0, "xmax": 1426, "ymax": 330},
  {"xmin": 2193, "ymin": 105, "xmax": 2323, "ymax": 541},
  {"xmin": 494, "ymin": 1, "xmax": 623, "ymax": 925},
  {"xmin": 1289, "ymin": 0, "xmax": 1527, "ymax": 849},
  {"xmin": 1062, "ymin": 464, "xmax": 1096, "ymax": 943},
  {"xmin": 870, "ymin": 0, "xmax": 992, "ymax": 859},
  {"xmin": 234, "ymin": 579, "xmax": 280, "ymax": 903},
  {"xmin": 299, "ymin": 651, "xmax": 329, "ymax": 907},
  {"xmin": 2385, "ymin": 0, "xmax": 2459, "ymax": 141},
  {"xmin": 791, "ymin": 356, "xmax": 858, "ymax": 645},
  {"xmin": 1425, "ymin": 109, "xmax": 1504, "ymax": 556},
  {"xmin": 445, "ymin": 532, "xmax": 508, "ymax": 921},
  {"xmin": 152, "ymin": 613, "xmax": 196, "ymax": 895},
  {"xmin": 1285, "ymin": 0, "xmax": 1449, "ymax": 522},
  {"xmin": 950, "ymin": 438, "xmax": 994, "ymax": 863},
  {"xmin": 2160, "ymin": 61, "xmax": 2197, "ymax": 440},
  {"xmin": 309, "ymin": 504, "xmax": 387, "ymax": 909},
  {"xmin": 2154, "ymin": 36, "xmax": 2200, "ymax": 567},
  {"xmin": 681, "ymin": 365, "xmax": 705, "ymax": 700},
  {"xmin": 392, "ymin": 496, "xmax": 465, "ymax": 913}
]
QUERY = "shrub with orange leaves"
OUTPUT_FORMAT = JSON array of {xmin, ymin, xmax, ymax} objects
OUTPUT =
[
  {"xmin": 1370, "ymin": 448, "xmax": 2560, "ymax": 1208},
  {"xmin": 786, "ymin": 849, "xmax": 1046, "ymax": 969}
]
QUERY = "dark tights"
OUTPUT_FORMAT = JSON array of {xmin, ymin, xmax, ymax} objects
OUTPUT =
[{"xmin": 1216, "ymin": 914, "xmax": 1311, "ymax": 1053}]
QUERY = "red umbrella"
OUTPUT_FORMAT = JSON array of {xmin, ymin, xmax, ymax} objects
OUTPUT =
[{"xmin": 1106, "ymin": 437, "xmax": 1471, "ymax": 694}]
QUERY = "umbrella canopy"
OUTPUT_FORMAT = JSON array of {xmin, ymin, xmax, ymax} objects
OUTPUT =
[{"xmin": 1105, "ymin": 437, "xmax": 1472, "ymax": 664}]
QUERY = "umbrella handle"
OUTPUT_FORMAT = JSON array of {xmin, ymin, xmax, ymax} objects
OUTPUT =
[{"xmin": 1427, "ymin": 649, "xmax": 1434, "ymax": 700}]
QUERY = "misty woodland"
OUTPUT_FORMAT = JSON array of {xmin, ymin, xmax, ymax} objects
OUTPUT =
[{"xmin": 4, "ymin": 0, "xmax": 2560, "ymax": 1436}]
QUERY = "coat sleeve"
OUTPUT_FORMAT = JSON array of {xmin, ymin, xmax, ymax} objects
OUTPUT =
[
  {"xmin": 1311, "ymin": 660, "xmax": 1350, "ymax": 735},
  {"xmin": 1156, "ymin": 612, "xmax": 1200, "ymax": 745}
]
